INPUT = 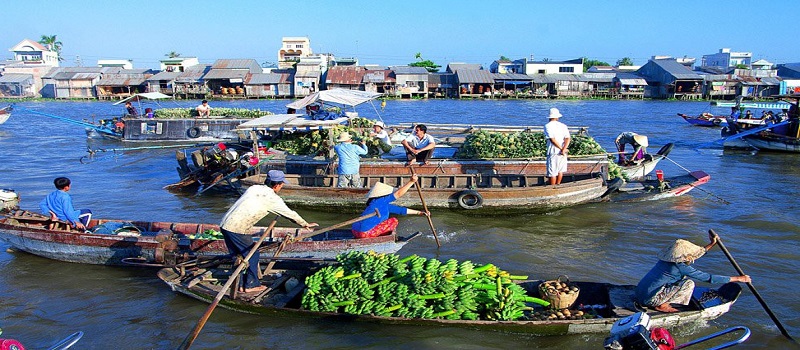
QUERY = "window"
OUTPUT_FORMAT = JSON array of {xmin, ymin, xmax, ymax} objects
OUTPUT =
[
  {"xmin": 559, "ymin": 67, "xmax": 574, "ymax": 73},
  {"xmin": 538, "ymin": 69, "xmax": 546, "ymax": 74},
  {"xmin": 296, "ymin": 44, "xmax": 303, "ymax": 49}
]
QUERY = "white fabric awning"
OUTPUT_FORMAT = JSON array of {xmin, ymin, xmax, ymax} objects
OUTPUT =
[
  {"xmin": 236, "ymin": 114, "xmax": 348, "ymax": 131},
  {"xmin": 112, "ymin": 92, "xmax": 172, "ymax": 105},
  {"xmin": 286, "ymin": 89, "xmax": 382, "ymax": 110}
]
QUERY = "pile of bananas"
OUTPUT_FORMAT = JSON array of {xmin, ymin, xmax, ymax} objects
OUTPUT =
[
  {"xmin": 455, "ymin": 130, "xmax": 606, "ymax": 159},
  {"xmin": 301, "ymin": 251, "xmax": 549, "ymax": 321}
]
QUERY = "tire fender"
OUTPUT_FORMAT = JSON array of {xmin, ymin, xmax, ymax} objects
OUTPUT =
[
  {"xmin": 456, "ymin": 190, "xmax": 483, "ymax": 210},
  {"xmin": 187, "ymin": 127, "xmax": 201, "ymax": 138}
]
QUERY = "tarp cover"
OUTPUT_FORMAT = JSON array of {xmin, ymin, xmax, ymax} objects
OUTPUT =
[
  {"xmin": 286, "ymin": 89, "xmax": 382, "ymax": 110},
  {"xmin": 236, "ymin": 113, "xmax": 348, "ymax": 130},
  {"xmin": 113, "ymin": 92, "xmax": 172, "ymax": 105}
]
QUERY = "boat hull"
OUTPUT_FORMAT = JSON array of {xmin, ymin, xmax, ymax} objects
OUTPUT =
[
  {"xmin": 88, "ymin": 117, "xmax": 251, "ymax": 142},
  {"xmin": 743, "ymin": 136, "xmax": 800, "ymax": 152},
  {"xmin": 0, "ymin": 214, "xmax": 413, "ymax": 266},
  {"xmin": 605, "ymin": 171, "xmax": 710, "ymax": 202}
]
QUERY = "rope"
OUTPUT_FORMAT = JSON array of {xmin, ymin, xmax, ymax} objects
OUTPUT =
[{"xmin": 663, "ymin": 156, "xmax": 730, "ymax": 204}]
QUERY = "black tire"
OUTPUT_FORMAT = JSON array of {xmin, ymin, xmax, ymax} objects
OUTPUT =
[
  {"xmin": 187, "ymin": 127, "xmax": 201, "ymax": 138},
  {"xmin": 656, "ymin": 143, "xmax": 674, "ymax": 157},
  {"xmin": 712, "ymin": 118, "xmax": 722, "ymax": 126},
  {"xmin": 456, "ymin": 190, "xmax": 483, "ymax": 210}
]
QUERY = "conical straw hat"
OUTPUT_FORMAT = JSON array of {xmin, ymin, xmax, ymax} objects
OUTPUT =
[
  {"xmin": 633, "ymin": 134, "xmax": 649, "ymax": 147},
  {"xmin": 366, "ymin": 182, "xmax": 394, "ymax": 199},
  {"xmin": 657, "ymin": 239, "xmax": 706, "ymax": 263}
]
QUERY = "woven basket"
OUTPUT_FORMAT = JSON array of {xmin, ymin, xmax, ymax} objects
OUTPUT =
[{"xmin": 538, "ymin": 275, "xmax": 580, "ymax": 309}]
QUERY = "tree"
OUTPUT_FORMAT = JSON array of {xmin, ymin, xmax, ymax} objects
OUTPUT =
[
  {"xmin": 499, "ymin": 55, "xmax": 511, "ymax": 61},
  {"xmin": 409, "ymin": 52, "xmax": 441, "ymax": 73},
  {"xmin": 38, "ymin": 35, "xmax": 63, "ymax": 62},
  {"xmin": 616, "ymin": 57, "xmax": 634, "ymax": 66},
  {"xmin": 582, "ymin": 57, "xmax": 610, "ymax": 72},
  {"xmin": 165, "ymin": 51, "xmax": 182, "ymax": 58}
]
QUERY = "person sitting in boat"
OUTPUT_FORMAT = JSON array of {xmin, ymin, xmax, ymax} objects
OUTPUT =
[
  {"xmin": 351, "ymin": 175, "xmax": 429, "ymax": 239},
  {"xmin": 219, "ymin": 170, "xmax": 318, "ymax": 293},
  {"xmin": 614, "ymin": 132, "xmax": 648, "ymax": 165},
  {"xmin": 635, "ymin": 234, "xmax": 751, "ymax": 313},
  {"xmin": 114, "ymin": 119, "xmax": 125, "ymax": 133},
  {"xmin": 39, "ymin": 177, "xmax": 92, "ymax": 230},
  {"xmin": 196, "ymin": 100, "xmax": 211, "ymax": 118},
  {"xmin": 744, "ymin": 110, "xmax": 753, "ymax": 119},
  {"xmin": 124, "ymin": 101, "xmax": 138, "ymax": 117},
  {"xmin": 401, "ymin": 124, "xmax": 436, "ymax": 166},
  {"xmin": 370, "ymin": 121, "xmax": 391, "ymax": 149}
]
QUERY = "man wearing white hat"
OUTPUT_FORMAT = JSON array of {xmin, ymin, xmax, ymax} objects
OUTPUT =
[
  {"xmin": 219, "ymin": 170, "xmax": 318, "ymax": 293},
  {"xmin": 543, "ymin": 108, "xmax": 570, "ymax": 185},
  {"xmin": 635, "ymin": 232, "xmax": 751, "ymax": 313},
  {"xmin": 351, "ymin": 174, "xmax": 429, "ymax": 238},
  {"xmin": 370, "ymin": 121, "xmax": 391, "ymax": 149},
  {"xmin": 614, "ymin": 132, "xmax": 649, "ymax": 165},
  {"xmin": 334, "ymin": 132, "xmax": 368, "ymax": 188}
]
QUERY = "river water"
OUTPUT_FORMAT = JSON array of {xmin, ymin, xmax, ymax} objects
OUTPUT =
[{"xmin": 0, "ymin": 99, "xmax": 797, "ymax": 349}]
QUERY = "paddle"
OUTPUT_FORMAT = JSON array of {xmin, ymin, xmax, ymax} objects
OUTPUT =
[
  {"xmin": 179, "ymin": 217, "xmax": 280, "ymax": 350},
  {"xmin": 409, "ymin": 167, "xmax": 441, "ymax": 248},
  {"xmin": 708, "ymin": 229, "xmax": 796, "ymax": 342},
  {"xmin": 261, "ymin": 208, "xmax": 382, "ymax": 277}
]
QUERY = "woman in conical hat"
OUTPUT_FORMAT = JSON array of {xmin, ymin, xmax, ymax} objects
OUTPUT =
[
  {"xmin": 351, "ymin": 174, "xmax": 429, "ymax": 239},
  {"xmin": 634, "ymin": 232, "xmax": 751, "ymax": 313}
]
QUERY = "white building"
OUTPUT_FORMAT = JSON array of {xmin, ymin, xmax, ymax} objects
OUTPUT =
[
  {"xmin": 701, "ymin": 48, "xmax": 752, "ymax": 69},
  {"xmin": 278, "ymin": 37, "xmax": 312, "ymax": 69},
  {"xmin": 98, "ymin": 59, "xmax": 134, "ymax": 69},
  {"xmin": 9, "ymin": 39, "xmax": 59, "ymax": 67},
  {"xmin": 159, "ymin": 57, "xmax": 200, "ymax": 72},
  {"xmin": 524, "ymin": 57, "xmax": 583, "ymax": 75}
]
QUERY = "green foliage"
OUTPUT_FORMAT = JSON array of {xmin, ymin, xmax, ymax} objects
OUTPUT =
[
  {"xmin": 38, "ymin": 35, "xmax": 63, "ymax": 61},
  {"xmin": 301, "ymin": 251, "xmax": 551, "ymax": 321},
  {"xmin": 455, "ymin": 130, "xmax": 607, "ymax": 159},
  {"xmin": 154, "ymin": 107, "xmax": 272, "ymax": 119},
  {"xmin": 616, "ymin": 57, "xmax": 634, "ymax": 66},
  {"xmin": 165, "ymin": 51, "xmax": 181, "ymax": 58},
  {"xmin": 410, "ymin": 52, "xmax": 441, "ymax": 73},
  {"xmin": 582, "ymin": 57, "xmax": 610, "ymax": 72},
  {"xmin": 271, "ymin": 119, "xmax": 391, "ymax": 157}
]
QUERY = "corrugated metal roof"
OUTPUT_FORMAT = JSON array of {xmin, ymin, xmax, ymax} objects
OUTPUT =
[
  {"xmin": 491, "ymin": 73, "xmax": 533, "ymax": 81},
  {"xmin": 0, "ymin": 73, "xmax": 33, "ymax": 83},
  {"xmin": 147, "ymin": 71, "xmax": 181, "ymax": 81},
  {"xmin": 392, "ymin": 66, "xmax": 429, "ymax": 75},
  {"xmin": 615, "ymin": 72, "xmax": 647, "ymax": 85},
  {"xmin": 362, "ymin": 70, "xmax": 394, "ymax": 83},
  {"xmin": 53, "ymin": 72, "xmax": 102, "ymax": 80},
  {"xmin": 650, "ymin": 59, "xmax": 702, "ymax": 80},
  {"xmin": 447, "ymin": 63, "xmax": 482, "ymax": 73},
  {"xmin": 202, "ymin": 69, "xmax": 249, "ymax": 80},
  {"xmin": 246, "ymin": 73, "xmax": 287, "ymax": 85},
  {"xmin": 582, "ymin": 73, "xmax": 616, "ymax": 82},
  {"xmin": 529, "ymin": 74, "xmax": 557, "ymax": 84},
  {"xmin": 326, "ymin": 66, "xmax": 366, "ymax": 85},
  {"xmin": 428, "ymin": 73, "xmax": 455, "ymax": 88},
  {"xmin": 42, "ymin": 67, "xmax": 106, "ymax": 79},
  {"xmin": 175, "ymin": 65, "xmax": 211, "ymax": 83},
  {"xmin": 211, "ymin": 59, "xmax": 261, "ymax": 72},
  {"xmin": 456, "ymin": 69, "xmax": 493, "ymax": 83},
  {"xmin": 96, "ymin": 74, "xmax": 147, "ymax": 86}
]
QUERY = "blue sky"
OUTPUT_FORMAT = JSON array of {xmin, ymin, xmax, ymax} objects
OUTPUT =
[{"xmin": 4, "ymin": 0, "xmax": 799, "ymax": 69}]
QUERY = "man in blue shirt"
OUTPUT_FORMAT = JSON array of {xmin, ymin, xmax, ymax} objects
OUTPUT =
[
  {"xmin": 334, "ymin": 132, "xmax": 368, "ymax": 188},
  {"xmin": 39, "ymin": 177, "xmax": 92, "ymax": 230}
]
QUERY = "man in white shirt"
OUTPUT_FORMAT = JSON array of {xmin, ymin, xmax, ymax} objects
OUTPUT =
[
  {"xmin": 219, "ymin": 170, "xmax": 318, "ymax": 293},
  {"xmin": 401, "ymin": 124, "xmax": 436, "ymax": 166},
  {"xmin": 543, "ymin": 108, "xmax": 570, "ymax": 185},
  {"xmin": 196, "ymin": 100, "xmax": 211, "ymax": 118}
]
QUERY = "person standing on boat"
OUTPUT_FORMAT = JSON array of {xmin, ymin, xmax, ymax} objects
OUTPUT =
[
  {"xmin": 544, "ymin": 108, "xmax": 570, "ymax": 185},
  {"xmin": 334, "ymin": 132, "xmax": 368, "ymax": 188},
  {"xmin": 635, "ymin": 234, "xmax": 751, "ymax": 313},
  {"xmin": 39, "ymin": 177, "xmax": 92, "ymax": 230},
  {"xmin": 614, "ymin": 132, "xmax": 648, "ymax": 165},
  {"xmin": 124, "ymin": 101, "xmax": 138, "ymax": 117},
  {"xmin": 218, "ymin": 170, "xmax": 318, "ymax": 293},
  {"xmin": 196, "ymin": 100, "xmax": 211, "ymax": 118},
  {"xmin": 351, "ymin": 174, "xmax": 429, "ymax": 238},
  {"xmin": 401, "ymin": 124, "xmax": 436, "ymax": 166}
]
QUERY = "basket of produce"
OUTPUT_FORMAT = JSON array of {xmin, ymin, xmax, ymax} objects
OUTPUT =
[{"xmin": 538, "ymin": 275, "xmax": 579, "ymax": 309}]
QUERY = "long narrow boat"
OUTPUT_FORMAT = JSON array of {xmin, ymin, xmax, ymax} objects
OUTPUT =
[
  {"xmin": 619, "ymin": 143, "xmax": 673, "ymax": 181},
  {"xmin": 0, "ymin": 210, "xmax": 417, "ymax": 266},
  {"xmin": 678, "ymin": 113, "xmax": 727, "ymax": 127},
  {"xmin": 603, "ymin": 170, "xmax": 710, "ymax": 202},
  {"xmin": 158, "ymin": 265, "xmax": 742, "ymax": 336},
  {"xmin": 0, "ymin": 105, "xmax": 11, "ymax": 124}
]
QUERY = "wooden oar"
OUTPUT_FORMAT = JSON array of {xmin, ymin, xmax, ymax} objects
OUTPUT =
[
  {"xmin": 409, "ymin": 167, "xmax": 441, "ymax": 248},
  {"xmin": 261, "ymin": 208, "xmax": 381, "ymax": 277},
  {"xmin": 708, "ymin": 229, "xmax": 796, "ymax": 342},
  {"xmin": 179, "ymin": 217, "xmax": 280, "ymax": 350}
]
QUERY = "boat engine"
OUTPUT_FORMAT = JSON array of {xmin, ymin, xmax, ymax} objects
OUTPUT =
[
  {"xmin": 603, "ymin": 312, "xmax": 675, "ymax": 350},
  {"xmin": 0, "ymin": 189, "xmax": 20, "ymax": 213}
]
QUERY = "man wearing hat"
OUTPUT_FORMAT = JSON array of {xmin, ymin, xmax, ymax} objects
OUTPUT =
[
  {"xmin": 635, "ymin": 233, "xmax": 751, "ymax": 313},
  {"xmin": 351, "ymin": 174, "xmax": 429, "ymax": 238},
  {"xmin": 219, "ymin": 170, "xmax": 318, "ymax": 293},
  {"xmin": 614, "ymin": 132, "xmax": 649, "ymax": 165},
  {"xmin": 370, "ymin": 121, "xmax": 391, "ymax": 149},
  {"xmin": 334, "ymin": 132, "xmax": 368, "ymax": 188},
  {"xmin": 543, "ymin": 108, "xmax": 570, "ymax": 185}
]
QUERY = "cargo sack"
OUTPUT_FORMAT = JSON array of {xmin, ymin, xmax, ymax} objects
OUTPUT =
[{"xmin": 91, "ymin": 222, "xmax": 142, "ymax": 236}]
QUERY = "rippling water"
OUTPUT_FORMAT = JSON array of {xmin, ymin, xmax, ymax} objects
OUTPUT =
[{"xmin": 0, "ymin": 99, "xmax": 797, "ymax": 349}]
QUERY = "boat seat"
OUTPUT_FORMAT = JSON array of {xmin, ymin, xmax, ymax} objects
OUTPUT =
[
  {"xmin": 5, "ymin": 210, "xmax": 73, "ymax": 231},
  {"xmin": 607, "ymin": 285, "xmax": 637, "ymax": 317}
]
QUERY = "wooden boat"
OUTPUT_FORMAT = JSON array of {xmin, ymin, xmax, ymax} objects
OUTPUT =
[
  {"xmin": 0, "ymin": 210, "xmax": 418, "ymax": 266},
  {"xmin": 236, "ymin": 157, "xmax": 609, "ymax": 213},
  {"xmin": 718, "ymin": 95, "xmax": 800, "ymax": 151},
  {"xmin": 619, "ymin": 143, "xmax": 674, "ymax": 181},
  {"xmin": 0, "ymin": 105, "xmax": 11, "ymax": 124},
  {"xmin": 602, "ymin": 170, "xmax": 710, "ymax": 202},
  {"xmin": 678, "ymin": 113, "xmax": 727, "ymax": 127},
  {"xmin": 158, "ymin": 265, "xmax": 742, "ymax": 336}
]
